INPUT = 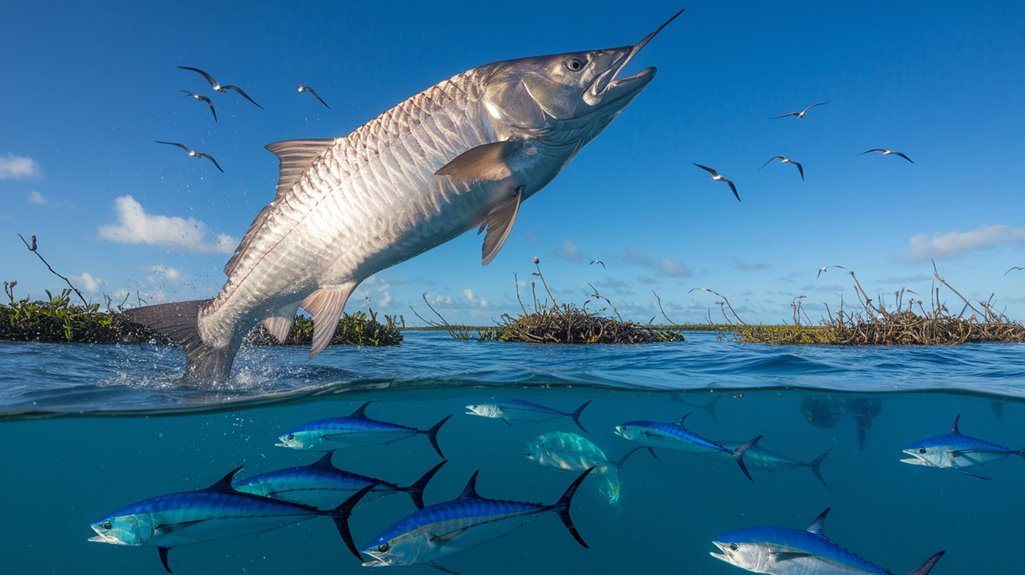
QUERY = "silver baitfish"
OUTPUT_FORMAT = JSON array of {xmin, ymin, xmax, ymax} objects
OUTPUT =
[{"xmin": 525, "ymin": 430, "xmax": 655, "ymax": 503}]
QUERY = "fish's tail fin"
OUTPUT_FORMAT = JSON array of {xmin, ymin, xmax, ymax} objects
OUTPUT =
[
  {"xmin": 907, "ymin": 551, "xmax": 945, "ymax": 575},
  {"xmin": 570, "ymin": 400, "xmax": 591, "ymax": 433},
  {"xmin": 122, "ymin": 299, "xmax": 235, "ymax": 384},
  {"xmin": 552, "ymin": 466, "xmax": 595, "ymax": 549},
  {"xmin": 401, "ymin": 460, "xmax": 447, "ymax": 509},
  {"xmin": 733, "ymin": 435, "xmax": 762, "ymax": 483},
  {"xmin": 613, "ymin": 446, "xmax": 658, "ymax": 470},
  {"xmin": 424, "ymin": 414, "xmax": 453, "ymax": 459},
  {"xmin": 807, "ymin": 448, "xmax": 833, "ymax": 492},
  {"xmin": 328, "ymin": 483, "xmax": 376, "ymax": 561}
]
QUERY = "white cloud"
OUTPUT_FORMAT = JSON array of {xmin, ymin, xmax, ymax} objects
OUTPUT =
[
  {"xmin": 463, "ymin": 288, "xmax": 488, "ymax": 307},
  {"xmin": 27, "ymin": 190, "xmax": 47, "ymax": 204},
  {"xmin": 147, "ymin": 265, "xmax": 182, "ymax": 283},
  {"xmin": 553, "ymin": 239, "xmax": 583, "ymax": 262},
  {"xmin": 0, "ymin": 153, "xmax": 40, "ymax": 179},
  {"xmin": 909, "ymin": 224, "xmax": 1025, "ymax": 259},
  {"xmin": 657, "ymin": 258, "xmax": 691, "ymax": 277},
  {"xmin": 621, "ymin": 248, "xmax": 653, "ymax": 267},
  {"xmin": 98, "ymin": 195, "xmax": 237, "ymax": 253},
  {"xmin": 72, "ymin": 272, "xmax": 105, "ymax": 293}
]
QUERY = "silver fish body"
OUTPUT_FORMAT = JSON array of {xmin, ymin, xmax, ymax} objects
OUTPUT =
[{"xmin": 124, "ymin": 9, "xmax": 685, "ymax": 384}]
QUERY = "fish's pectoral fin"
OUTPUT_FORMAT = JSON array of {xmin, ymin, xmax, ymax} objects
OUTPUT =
[
  {"xmin": 480, "ymin": 186, "xmax": 523, "ymax": 265},
  {"xmin": 302, "ymin": 284, "xmax": 356, "ymax": 359},
  {"xmin": 773, "ymin": 551, "xmax": 814, "ymax": 562},
  {"xmin": 950, "ymin": 460, "xmax": 993, "ymax": 480},
  {"xmin": 154, "ymin": 519, "xmax": 209, "ymax": 536},
  {"xmin": 434, "ymin": 140, "xmax": 523, "ymax": 181},
  {"xmin": 428, "ymin": 561, "xmax": 459, "ymax": 574},
  {"xmin": 430, "ymin": 527, "xmax": 471, "ymax": 544},
  {"xmin": 262, "ymin": 312, "xmax": 296, "ymax": 344},
  {"xmin": 265, "ymin": 139, "xmax": 336, "ymax": 198},
  {"xmin": 158, "ymin": 547, "xmax": 173, "ymax": 573}
]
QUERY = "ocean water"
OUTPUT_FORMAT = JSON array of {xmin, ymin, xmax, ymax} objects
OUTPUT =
[{"xmin": 2, "ymin": 331, "xmax": 1024, "ymax": 574}]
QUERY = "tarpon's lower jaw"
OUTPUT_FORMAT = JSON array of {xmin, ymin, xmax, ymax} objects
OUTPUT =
[{"xmin": 584, "ymin": 66, "xmax": 655, "ymax": 107}]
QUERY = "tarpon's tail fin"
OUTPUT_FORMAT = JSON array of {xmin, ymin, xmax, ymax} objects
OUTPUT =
[
  {"xmin": 401, "ymin": 460, "xmax": 447, "ymax": 509},
  {"xmin": 329, "ymin": 483, "xmax": 377, "ymax": 561},
  {"xmin": 551, "ymin": 466, "xmax": 595, "ymax": 549},
  {"xmin": 423, "ymin": 415, "xmax": 453, "ymax": 459},
  {"xmin": 807, "ymin": 448, "xmax": 833, "ymax": 492},
  {"xmin": 733, "ymin": 435, "xmax": 762, "ymax": 483},
  {"xmin": 122, "ymin": 299, "xmax": 234, "ymax": 383},
  {"xmin": 907, "ymin": 551, "xmax": 945, "ymax": 575},
  {"xmin": 570, "ymin": 400, "xmax": 591, "ymax": 433}
]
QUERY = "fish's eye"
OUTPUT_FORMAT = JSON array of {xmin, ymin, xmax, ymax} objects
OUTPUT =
[
  {"xmin": 918, "ymin": 448, "xmax": 927, "ymax": 454},
  {"xmin": 729, "ymin": 543, "xmax": 738, "ymax": 551},
  {"xmin": 287, "ymin": 433, "xmax": 295, "ymax": 440},
  {"xmin": 377, "ymin": 543, "xmax": 390, "ymax": 553},
  {"xmin": 101, "ymin": 521, "xmax": 112, "ymax": 530},
  {"xmin": 564, "ymin": 57, "xmax": 584, "ymax": 72}
]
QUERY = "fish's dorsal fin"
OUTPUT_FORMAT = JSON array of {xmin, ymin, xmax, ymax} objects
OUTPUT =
[
  {"xmin": 301, "ymin": 284, "xmax": 356, "ymax": 359},
  {"xmin": 435, "ymin": 140, "xmax": 523, "ymax": 182},
  {"xmin": 479, "ymin": 186, "xmax": 522, "ymax": 265},
  {"xmin": 458, "ymin": 471, "xmax": 483, "ymax": 500},
  {"xmin": 806, "ymin": 507, "xmax": 830, "ymax": 536},
  {"xmin": 674, "ymin": 412, "xmax": 692, "ymax": 427},
  {"xmin": 349, "ymin": 401, "xmax": 372, "ymax": 418},
  {"xmin": 311, "ymin": 450, "xmax": 337, "ymax": 469},
  {"xmin": 950, "ymin": 413, "xmax": 961, "ymax": 434},
  {"xmin": 265, "ymin": 139, "xmax": 336, "ymax": 198},
  {"xmin": 207, "ymin": 465, "xmax": 245, "ymax": 492}
]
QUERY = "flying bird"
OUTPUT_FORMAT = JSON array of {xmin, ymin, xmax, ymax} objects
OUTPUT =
[
  {"xmin": 182, "ymin": 90, "xmax": 217, "ymax": 122},
  {"xmin": 155, "ymin": 140, "xmax": 224, "ymax": 173},
  {"xmin": 589, "ymin": 260, "xmax": 606, "ymax": 269},
  {"xmin": 177, "ymin": 66, "xmax": 263, "ymax": 109},
  {"xmin": 694, "ymin": 163, "xmax": 739, "ymax": 202},
  {"xmin": 297, "ymin": 83, "xmax": 330, "ymax": 109},
  {"xmin": 1006, "ymin": 266, "xmax": 1025, "ymax": 275},
  {"xmin": 860, "ymin": 148, "xmax": 914, "ymax": 163},
  {"xmin": 817, "ymin": 264, "xmax": 846, "ymax": 278},
  {"xmin": 770, "ymin": 101, "xmax": 829, "ymax": 120},
  {"xmin": 759, "ymin": 155, "xmax": 804, "ymax": 180}
]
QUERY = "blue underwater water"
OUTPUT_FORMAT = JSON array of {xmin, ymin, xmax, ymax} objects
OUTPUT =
[{"xmin": 2, "ymin": 331, "xmax": 1024, "ymax": 574}]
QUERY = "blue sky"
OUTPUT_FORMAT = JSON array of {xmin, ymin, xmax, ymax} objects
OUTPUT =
[{"xmin": 2, "ymin": 1, "xmax": 1024, "ymax": 325}]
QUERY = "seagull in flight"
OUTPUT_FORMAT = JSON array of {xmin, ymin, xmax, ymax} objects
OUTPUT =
[
  {"xmin": 694, "ymin": 163, "xmax": 740, "ymax": 202},
  {"xmin": 1006, "ymin": 266, "xmax": 1025, "ymax": 275},
  {"xmin": 760, "ymin": 155, "xmax": 804, "ymax": 180},
  {"xmin": 860, "ymin": 148, "xmax": 914, "ymax": 163},
  {"xmin": 177, "ymin": 66, "xmax": 263, "ymax": 109},
  {"xmin": 771, "ymin": 101, "xmax": 829, "ymax": 120},
  {"xmin": 589, "ymin": 260, "xmax": 606, "ymax": 269},
  {"xmin": 297, "ymin": 83, "xmax": 330, "ymax": 109},
  {"xmin": 182, "ymin": 90, "xmax": 217, "ymax": 122},
  {"xmin": 817, "ymin": 264, "xmax": 847, "ymax": 278},
  {"xmin": 155, "ymin": 140, "xmax": 224, "ymax": 173}
]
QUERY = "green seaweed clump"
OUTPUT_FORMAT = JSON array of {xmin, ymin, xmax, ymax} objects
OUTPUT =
[
  {"xmin": 0, "ymin": 283, "xmax": 158, "ymax": 344},
  {"xmin": 247, "ymin": 308, "xmax": 403, "ymax": 347}
]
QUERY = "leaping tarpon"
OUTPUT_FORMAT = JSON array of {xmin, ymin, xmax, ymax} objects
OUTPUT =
[{"xmin": 126, "ymin": 9, "xmax": 685, "ymax": 384}]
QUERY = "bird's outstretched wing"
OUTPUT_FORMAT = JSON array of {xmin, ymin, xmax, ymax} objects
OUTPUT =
[
  {"xmin": 760, "ymin": 156, "xmax": 783, "ymax": 169},
  {"xmin": 307, "ymin": 87, "xmax": 330, "ymax": 109},
  {"xmin": 792, "ymin": 160, "xmax": 805, "ymax": 180},
  {"xmin": 222, "ymin": 85, "xmax": 263, "ymax": 109},
  {"xmin": 893, "ymin": 151, "xmax": 914, "ymax": 164},
  {"xmin": 724, "ymin": 179, "xmax": 740, "ymax": 202},
  {"xmin": 155, "ymin": 140, "xmax": 189, "ymax": 152},
  {"xmin": 802, "ymin": 101, "xmax": 830, "ymax": 114},
  {"xmin": 770, "ymin": 111, "xmax": 799, "ymax": 119},
  {"xmin": 693, "ymin": 163, "xmax": 719, "ymax": 176},
  {"xmin": 197, "ymin": 153, "xmax": 224, "ymax": 173},
  {"xmin": 178, "ymin": 66, "xmax": 218, "ymax": 88}
]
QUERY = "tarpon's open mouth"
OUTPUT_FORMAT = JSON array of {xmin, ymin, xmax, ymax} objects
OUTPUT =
[{"xmin": 585, "ymin": 8, "xmax": 684, "ymax": 105}]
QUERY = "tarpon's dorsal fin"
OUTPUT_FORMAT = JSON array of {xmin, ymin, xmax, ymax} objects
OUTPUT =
[
  {"xmin": 301, "ymin": 284, "xmax": 355, "ymax": 359},
  {"xmin": 265, "ymin": 139, "xmax": 336, "ymax": 198},
  {"xmin": 458, "ymin": 471, "xmax": 483, "ymax": 499},
  {"xmin": 435, "ymin": 140, "xmax": 522, "ymax": 182},
  {"xmin": 262, "ymin": 315, "xmax": 294, "ymax": 344},
  {"xmin": 207, "ymin": 465, "xmax": 245, "ymax": 492},
  {"xmin": 806, "ymin": 507, "xmax": 830, "ymax": 536},
  {"xmin": 674, "ymin": 412, "xmax": 692, "ymax": 427},
  {"xmin": 350, "ymin": 401, "xmax": 372, "ymax": 419},
  {"xmin": 311, "ymin": 450, "xmax": 337, "ymax": 469},
  {"xmin": 950, "ymin": 413, "xmax": 961, "ymax": 434},
  {"xmin": 480, "ymin": 186, "xmax": 523, "ymax": 266}
]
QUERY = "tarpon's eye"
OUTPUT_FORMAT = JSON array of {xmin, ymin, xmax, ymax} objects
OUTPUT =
[
  {"xmin": 564, "ymin": 57, "xmax": 584, "ymax": 72},
  {"xmin": 729, "ymin": 543, "xmax": 738, "ymax": 551},
  {"xmin": 918, "ymin": 448, "xmax": 927, "ymax": 454},
  {"xmin": 377, "ymin": 543, "xmax": 390, "ymax": 553},
  {"xmin": 101, "ymin": 521, "xmax": 112, "ymax": 530}
]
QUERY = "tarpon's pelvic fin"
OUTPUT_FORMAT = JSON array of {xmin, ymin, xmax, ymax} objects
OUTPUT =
[
  {"xmin": 479, "ymin": 186, "xmax": 523, "ymax": 265},
  {"xmin": 262, "ymin": 304, "xmax": 297, "ymax": 344},
  {"xmin": 302, "ymin": 284, "xmax": 356, "ymax": 359},
  {"xmin": 266, "ymin": 138, "xmax": 336, "ymax": 198}
]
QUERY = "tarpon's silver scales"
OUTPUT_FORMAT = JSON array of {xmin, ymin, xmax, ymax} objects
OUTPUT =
[{"xmin": 126, "ymin": 9, "xmax": 684, "ymax": 384}]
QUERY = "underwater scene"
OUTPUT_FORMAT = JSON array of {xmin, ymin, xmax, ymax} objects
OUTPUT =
[{"xmin": 2, "ymin": 331, "xmax": 1024, "ymax": 574}]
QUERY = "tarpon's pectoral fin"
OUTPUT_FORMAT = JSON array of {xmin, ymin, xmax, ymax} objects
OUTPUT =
[
  {"xmin": 480, "ymin": 186, "xmax": 523, "ymax": 265},
  {"xmin": 302, "ymin": 284, "xmax": 356, "ymax": 359},
  {"xmin": 265, "ymin": 139, "xmax": 336, "ymax": 198},
  {"xmin": 262, "ymin": 315, "xmax": 295, "ymax": 344},
  {"xmin": 435, "ymin": 140, "xmax": 522, "ymax": 181}
]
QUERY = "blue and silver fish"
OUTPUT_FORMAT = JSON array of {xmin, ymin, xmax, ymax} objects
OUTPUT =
[
  {"xmin": 900, "ymin": 413, "xmax": 1025, "ymax": 480},
  {"xmin": 525, "ymin": 431, "xmax": 654, "ymax": 503},
  {"xmin": 233, "ymin": 451, "xmax": 446, "ymax": 509},
  {"xmin": 710, "ymin": 508, "xmax": 945, "ymax": 575},
  {"xmin": 466, "ymin": 399, "xmax": 591, "ymax": 432},
  {"xmin": 710, "ymin": 440, "xmax": 832, "ymax": 491},
  {"xmin": 613, "ymin": 412, "xmax": 761, "ymax": 481},
  {"xmin": 89, "ymin": 466, "xmax": 373, "ymax": 573},
  {"xmin": 277, "ymin": 401, "xmax": 452, "ymax": 458},
  {"xmin": 360, "ymin": 467, "xmax": 594, "ymax": 571}
]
